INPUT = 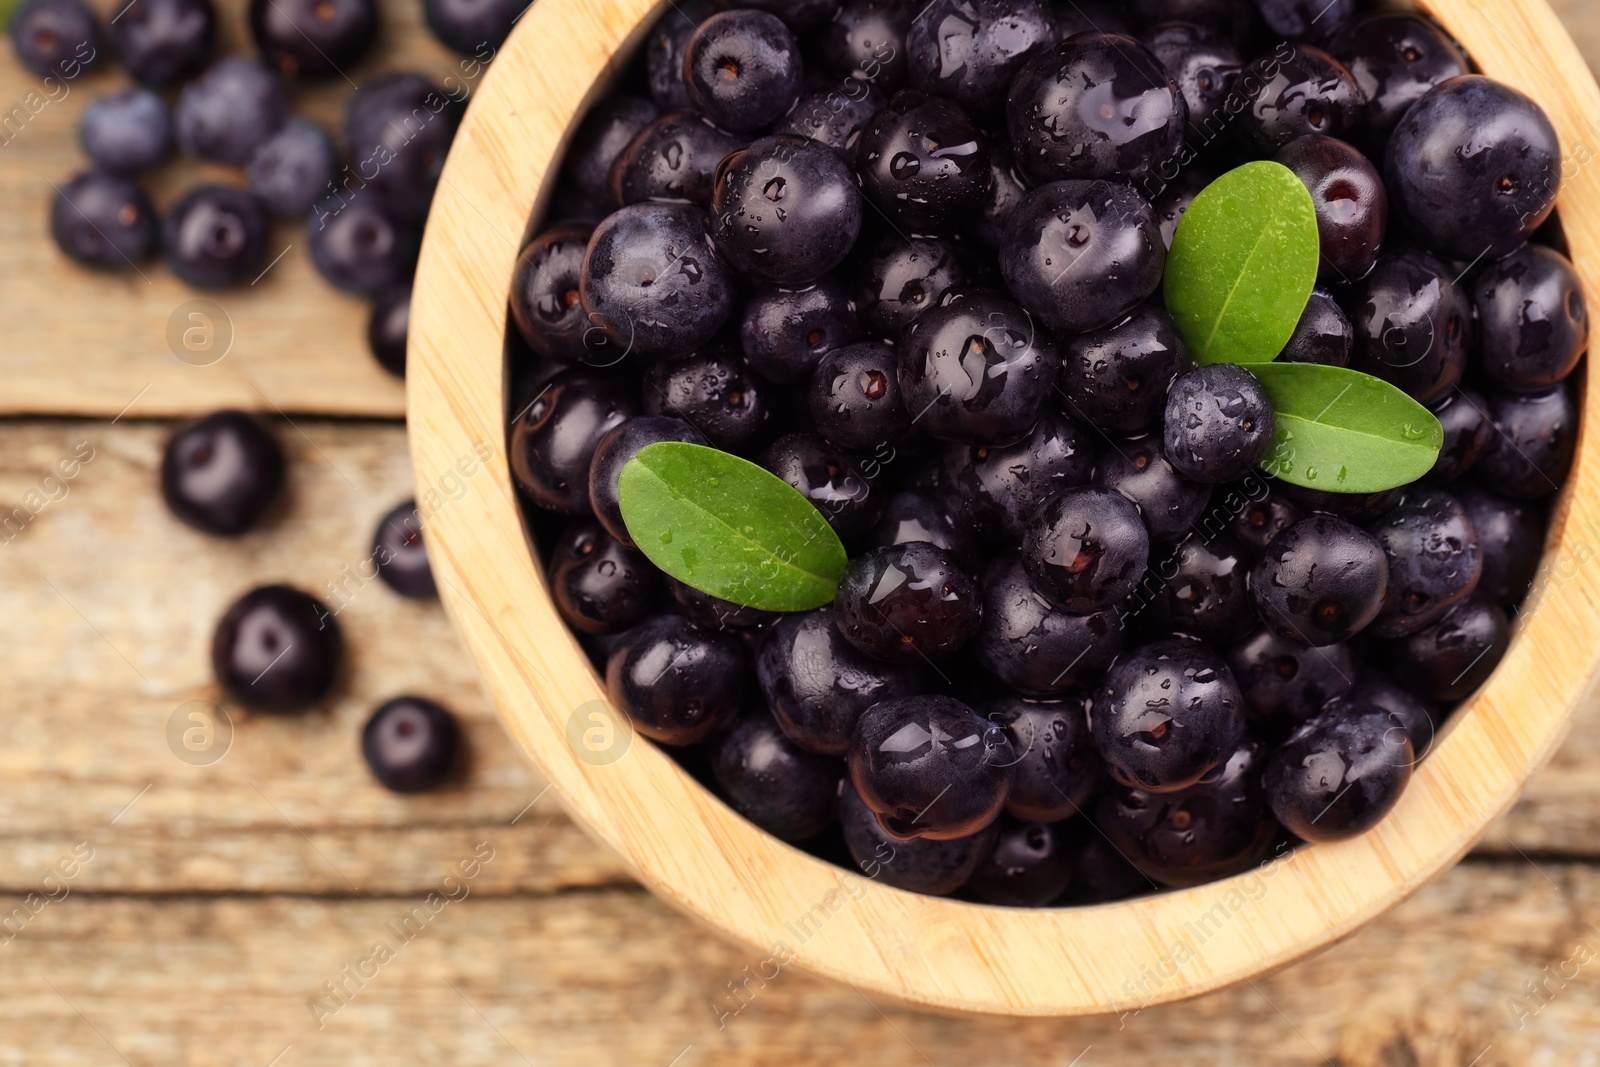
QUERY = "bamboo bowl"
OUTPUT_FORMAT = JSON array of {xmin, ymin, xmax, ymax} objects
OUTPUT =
[{"xmin": 409, "ymin": 0, "xmax": 1600, "ymax": 1015}]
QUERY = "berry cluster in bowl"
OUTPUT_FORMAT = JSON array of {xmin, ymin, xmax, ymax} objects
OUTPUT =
[{"xmin": 507, "ymin": 0, "xmax": 1584, "ymax": 904}]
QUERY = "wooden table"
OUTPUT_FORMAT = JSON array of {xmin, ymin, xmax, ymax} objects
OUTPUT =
[{"xmin": 4, "ymin": 1, "xmax": 1600, "ymax": 1062}]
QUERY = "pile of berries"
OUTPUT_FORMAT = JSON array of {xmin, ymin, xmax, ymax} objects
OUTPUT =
[{"xmin": 511, "ymin": 0, "xmax": 1583, "ymax": 903}]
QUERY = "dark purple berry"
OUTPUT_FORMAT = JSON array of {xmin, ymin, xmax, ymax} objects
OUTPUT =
[
  {"xmin": 1455, "ymin": 483, "xmax": 1544, "ymax": 606},
  {"xmin": 775, "ymin": 85, "xmax": 885, "ymax": 158},
  {"xmin": 110, "ymin": 0, "xmax": 215, "ymax": 88},
  {"xmin": 1366, "ymin": 488, "xmax": 1482, "ymax": 639},
  {"xmin": 174, "ymin": 57, "xmax": 287, "ymax": 165},
  {"xmin": 646, "ymin": 0, "xmax": 711, "ymax": 112},
  {"xmin": 212, "ymin": 585, "xmax": 341, "ymax": 711},
  {"xmin": 362, "ymin": 697, "xmax": 460, "ymax": 792},
  {"xmin": 1249, "ymin": 515, "xmax": 1388, "ymax": 645},
  {"xmin": 50, "ymin": 170, "xmax": 157, "ymax": 271},
  {"xmin": 972, "ymin": 554, "xmax": 1125, "ymax": 696},
  {"xmin": 984, "ymin": 692, "xmax": 1101, "ymax": 822},
  {"xmin": 839, "ymin": 781, "xmax": 998, "ymax": 894},
  {"xmin": 606, "ymin": 615, "xmax": 745, "ymax": 745},
  {"xmin": 422, "ymin": 0, "xmax": 521, "ymax": 54},
  {"xmin": 589, "ymin": 416, "xmax": 707, "ymax": 546},
  {"xmin": 905, "ymin": 0, "xmax": 1056, "ymax": 121},
  {"xmin": 739, "ymin": 275, "xmax": 861, "ymax": 383},
  {"xmin": 1274, "ymin": 133, "xmax": 1388, "ymax": 283},
  {"xmin": 1226, "ymin": 626, "xmax": 1355, "ymax": 726},
  {"xmin": 10, "ymin": 0, "xmax": 101, "ymax": 79},
  {"xmin": 684, "ymin": 10, "xmax": 803, "ymax": 132},
  {"xmin": 1329, "ymin": 13, "xmax": 1470, "ymax": 148},
  {"xmin": 249, "ymin": 0, "xmax": 376, "ymax": 77},
  {"xmin": 344, "ymin": 73, "xmax": 462, "ymax": 223},
  {"xmin": 164, "ymin": 185, "xmax": 271, "ymax": 288},
  {"xmin": 965, "ymin": 817, "xmax": 1074, "ymax": 906},
  {"xmin": 939, "ymin": 410, "xmax": 1097, "ymax": 541},
  {"xmin": 307, "ymin": 194, "xmax": 418, "ymax": 295},
  {"xmin": 161, "ymin": 410, "xmax": 285, "ymax": 536},
  {"xmin": 246, "ymin": 118, "xmax": 337, "ymax": 218},
  {"xmin": 761, "ymin": 432, "xmax": 882, "ymax": 540},
  {"xmin": 818, "ymin": 0, "xmax": 910, "ymax": 90},
  {"xmin": 79, "ymin": 89, "xmax": 171, "ymax": 174},
  {"xmin": 510, "ymin": 223, "xmax": 605, "ymax": 365},
  {"xmin": 871, "ymin": 489, "xmax": 979, "ymax": 567},
  {"xmin": 1350, "ymin": 248, "xmax": 1472, "ymax": 405},
  {"xmin": 1023, "ymin": 486, "xmax": 1150, "ymax": 612},
  {"xmin": 508, "ymin": 368, "xmax": 639, "ymax": 514},
  {"xmin": 854, "ymin": 234, "xmax": 976, "ymax": 339},
  {"xmin": 548, "ymin": 521, "xmax": 658, "ymax": 635},
  {"xmin": 809, "ymin": 341, "xmax": 908, "ymax": 451},
  {"xmin": 1145, "ymin": 532, "xmax": 1258, "ymax": 645},
  {"xmin": 565, "ymin": 96, "xmax": 659, "ymax": 207},
  {"xmin": 834, "ymin": 542, "xmax": 981, "ymax": 663},
  {"xmin": 1349, "ymin": 669, "xmax": 1439, "ymax": 759},
  {"xmin": 1236, "ymin": 45, "xmax": 1363, "ymax": 155},
  {"xmin": 612, "ymin": 113, "xmax": 743, "ymax": 208},
  {"xmin": 711, "ymin": 135, "xmax": 862, "ymax": 285},
  {"xmin": 1228, "ymin": 485, "xmax": 1303, "ymax": 554},
  {"xmin": 1386, "ymin": 594, "xmax": 1510, "ymax": 702},
  {"xmin": 1265, "ymin": 703, "xmax": 1412, "ymax": 842},
  {"xmin": 642, "ymin": 345, "xmax": 772, "ymax": 453},
  {"xmin": 856, "ymin": 89, "xmax": 991, "ymax": 232},
  {"xmin": 373, "ymin": 499, "xmax": 436, "ymax": 599},
  {"xmin": 1162, "ymin": 364, "xmax": 1276, "ymax": 484},
  {"xmin": 1428, "ymin": 386, "xmax": 1492, "ymax": 482},
  {"xmin": 367, "ymin": 282, "xmax": 409, "ymax": 377},
  {"xmin": 1473, "ymin": 245, "xmax": 1588, "ymax": 393},
  {"xmin": 1095, "ymin": 435, "xmax": 1212, "ymax": 545},
  {"xmin": 711, "ymin": 710, "xmax": 842, "ymax": 841},
  {"xmin": 1280, "ymin": 287, "xmax": 1354, "ymax": 366},
  {"xmin": 1057, "ymin": 304, "xmax": 1189, "ymax": 435},
  {"xmin": 1474, "ymin": 383, "xmax": 1577, "ymax": 500}
]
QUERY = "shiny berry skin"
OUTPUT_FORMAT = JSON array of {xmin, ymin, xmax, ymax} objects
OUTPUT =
[
  {"xmin": 564, "ymin": 97, "xmax": 659, "ymax": 207},
  {"xmin": 422, "ymin": 0, "xmax": 521, "ymax": 53},
  {"xmin": 80, "ymin": 90, "xmax": 171, "ymax": 175},
  {"xmin": 739, "ymin": 275, "xmax": 860, "ymax": 383},
  {"xmin": 1237, "ymin": 46, "xmax": 1363, "ymax": 155},
  {"xmin": 761, "ymin": 433, "xmax": 881, "ymax": 539},
  {"xmin": 1147, "ymin": 532, "xmax": 1258, "ymax": 645},
  {"xmin": 367, "ymin": 282, "xmax": 409, "ymax": 377},
  {"xmin": 1329, "ymin": 13, "xmax": 1470, "ymax": 148},
  {"xmin": 1473, "ymin": 245, "xmax": 1588, "ymax": 392},
  {"xmin": 1162, "ymin": 364, "xmax": 1275, "ymax": 485},
  {"xmin": 939, "ymin": 410, "xmax": 1097, "ymax": 541},
  {"xmin": 1226, "ymin": 626, "xmax": 1355, "ymax": 726},
  {"xmin": 1428, "ymin": 386, "xmax": 1492, "ymax": 482},
  {"xmin": 1058, "ymin": 304, "xmax": 1189, "ymax": 435},
  {"xmin": 509, "ymin": 369, "xmax": 639, "ymax": 514},
  {"xmin": 854, "ymin": 234, "xmax": 976, "ymax": 339},
  {"xmin": 1264, "ymin": 704, "xmax": 1412, "ymax": 842},
  {"xmin": 1095, "ymin": 435, "xmax": 1212, "ymax": 545},
  {"xmin": 871, "ymin": 489, "xmax": 979, "ymax": 567},
  {"xmin": 1228, "ymin": 486, "xmax": 1303, "ymax": 554},
  {"xmin": 809, "ymin": 341, "xmax": 908, "ymax": 451},
  {"xmin": 643, "ymin": 345, "xmax": 772, "ymax": 453},
  {"xmin": 1350, "ymin": 248, "xmax": 1471, "ymax": 405},
  {"xmin": 605, "ymin": 614, "xmax": 745, "ymax": 745},
  {"xmin": 547, "ymin": 521, "xmax": 658, "ymax": 635},
  {"xmin": 1274, "ymin": 134, "xmax": 1388, "ymax": 284},
  {"xmin": 897, "ymin": 288, "xmax": 1058, "ymax": 446},
  {"xmin": 1090, "ymin": 638, "xmax": 1246, "ymax": 793},
  {"xmin": 1386, "ymin": 594, "xmax": 1509, "ymax": 701},
  {"xmin": 973, "ymin": 554, "xmax": 1125, "ymax": 695},
  {"xmin": 646, "ymin": 0, "xmax": 710, "ymax": 111},
  {"xmin": 1006, "ymin": 34, "xmax": 1186, "ymax": 187},
  {"xmin": 965, "ymin": 817, "xmax": 1075, "ymax": 906},
  {"xmin": 668, "ymin": 577, "xmax": 780, "ymax": 633},
  {"xmin": 710, "ymin": 710, "xmax": 842, "ymax": 841},
  {"xmin": 611, "ymin": 113, "xmax": 742, "ymax": 208},
  {"xmin": 174, "ymin": 57, "xmax": 287, "ymax": 165},
  {"xmin": 589, "ymin": 416, "xmax": 706, "ymax": 546},
  {"xmin": 109, "ymin": 0, "xmax": 215, "ymax": 87},
  {"xmin": 580, "ymin": 203, "xmax": 734, "ymax": 361},
  {"xmin": 839, "ymin": 782, "xmax": 997, "ymax": 894},
  {"xmin": 1250, "ymin": 515, "xmax": 1387, "ymax": 645},
  {"xmin": 834, "ymin": 542, "xmax": 981, "ymax": 663},
  {"xmin": 1455, "ymin": 483, "xmax": 1544, "ymax": 606},
  {"xmin": 985, "ymin": 692, "xmax": 1101, "ymax": 822},
  {"xmin": 1475, "ymin": 383, "xmax": 1577, "ymax": 500},
  {"xmin": 1257, "ymin": 0, "xmax": 1356, "ymax": 42},
  {"xmin": 307, "ymin": 194, "xmax": 418, "ymax": 295},
  {"xmin": 972, "ymin": 138, "xmax": 1030, "ymax": 249},
  {"xmin": 711, "ymin": 135, "xmax": 862, "ymax": 285},
  {"xmin": 510, "ymin": 223, "xmax": 603, "ymax": 364},
  {"xmin": 362, "ymin": 697, "xmax": 460, "ymax": 792},
  {"xmin": 1285, "ymin": 483, "xmax": 1404, "ymax": 523},
  {"xmin": 848, "ymin": 694, "xmax": 1013, "ymax": 840},
  {"xmin": 1280, "ymin": 286, "xmax": 1353, "ymax": 366},
  {"xmin": 212, "ymin": 585, "xmax": 342, "ymax": 711},
  {"xmin": 344, "ymin": 73, "xmax": 462, "ymax": 223},
  {"xmin": 1000, "ymin": 179, "xmax": 1166, "ymax": 334},
  {"xmin": 1349, "ymin": 669, "xmax": 1439, "ymax": 758},
  {"xmin": 163, "ymin": 185, "xmax": 271, "ymax": 288},
  {"xmin": 905, "ymin": 0, "xmax": 1056, "ymax": 121},
  {"xmin": 1143, "ymin": 23, "xmax": 1241, "ymax": 143},
  {"xmin": 1387, "ymin": 76, "xmax": 1561, "ymax": 261},
  {"xmin": 1095, "ymin": 736, "xmax": 1277, "ymax": 888},
  {"xmin": 10, "ymin": 0, "xmax": 101, "ymax": 78},
  {"xmin": 856, "ymin": 90, "xmax": 990, "ymax": 233},
  {"xmin": 818, "ymin": 0, "xmax": 911, "ymax": 91},
  {"xmin": 161, "ymin": 410, "xmax": 285, "ymax": 536},
  {"xmin": 1023, "ymin": 486, "xmax": 1150, "ymax": 613},
  {"xmin": 1366, "ymin": 488, "xmax": 1482, "ymax": 639},
  {"xmin": 684, "ymin": 10, "xmax": 803, "ymax": 132},
  {"xmin": 776, "ymin": 84, "xmax": 886, "ymax": 160},
  {"xmin": 1055, "ymin": 818, "xmax": 1152, "ymax": 904},
  {"xmin": 249, "ymin": 0, "xmax": 375, "ymax": 77},
  {"xmin": 50, "ymin": 171, "xmax": 157, "ymax": 270},
  {"xmin": 758, "ymin": 606, "xmax": 928, "ymax": 755},
  {"xmin": 372, "ymin": 499, "xmax": 436, "ymax": 599},
  {"xmin": 1151, "ymin": 166, "xmax": 1212, "ymax": 249},
  {"xmin": 245, "ymin": 118, "xmax": 337, "ymax": 218}
]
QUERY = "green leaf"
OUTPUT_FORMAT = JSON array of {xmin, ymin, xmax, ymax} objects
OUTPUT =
[
  {"xmin": 1248, "ymin": 362, "xmax": 1444, "ymax": 493},
  {"xmin": 1163, "ymin": 161, "xmax": 1320, "ymax": 365},
  {"xmin": 617, "ymin": 442, "xmax": 847, "ymax": 612}
]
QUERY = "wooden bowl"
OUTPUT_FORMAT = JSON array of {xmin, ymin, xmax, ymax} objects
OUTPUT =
[{"xmin": 409, "ymin": 0, "xmax": 1600, "ymax": 1015}]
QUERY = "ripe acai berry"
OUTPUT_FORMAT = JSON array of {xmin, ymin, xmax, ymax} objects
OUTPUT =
[
  {"xmin": 344, "ymin": 73, "xmax": 462, "ymax": 223},
  {"xmin": 174, "ymin": 56, "xmax": 288, "ymax": 164},
  {"xmin": 1349, "ymin": 670, "xmax": 1439, "ymax": 758},
  {"xmin": 249, "ymin": 0, "xmax": 377, "ymax": 78},
  {"xmin": 307, "ymin": 194, "xmax": 419, "ymax": 295},
  {"xmin": 611, "ymin": 113, "xmax": 743, "ymax": 208},
  {"xmin": 1274, "ymin": 133, "xmax": 1388, "ymax": 284},
  {"xmin": 422, "ymin": 0, "xmax": 523, "ymax": 54},
  {"xmin": 161, "ymin": 410, "xmax": 286, "ymax": 536},
  {"xmin": 871, "ymin": 490, "xmax": 979, "ymax": 568},
  {"xmin": 1236, "ymin": 46, "xmax": 1364, "ymax": 155},
  {"xmin": 1455, "ymin": 484, "xmax": 1544, "ymax": 606},
  {"xmin": 367, "ymin": 283, "xmax": 410, "ymax": 377},
  {"xmin": 212, "ymin": 585, "xmax": 342, "ymax": 711},
  {"xmin": 246, "ymin": 118, "xmax": 338, "ymax": 218},
  {"xmin": 711, "ymin": 135, "xmax": 862, "ymax": 285},
  {"xmin": 739, "ymin": 275, "xmax": 861, "ymax": 384},
  {"xmin": 939, "ymin": 410, "xmax": 1097, "ymax": 541},
  {"xmin": 760, "ymin": 432, "xmax": 881, "ymax": 540},
  {"xmin": 110, "ymin": 0, "xmax": 215, "ymax": 88},
  {"xmin": 985, "ymin": 692, "xmax": 1102, "ymax": 822},
  {"xmin": 683, "ymin": 9, "xmax": 803, "ymax": 132},
  {"xmin": 854, "ymin": 234, "xmax": 976, "ymax": 339},
  {"xmin": 1366, "ymin": 488, "xmax": 1482, "ymax": 638},
  {"xmin": 588, "ymin": 416, "xmax": 706, "ymax": 546},
  {"xmin": 1249, "ymin": 515, "xmax": 1388, "ymax": 645},
  {"xmin": 1428, "ymin": 386, "xmax": 1493, "ymax": 482},
  {"xmin": 775, "ymin": 85, "xmax": 885, "ymax": 159},
  {"xmin": 834, "ymin": 542, "xmax": 982, "ymax": 663},
  {"xmin": 1022, "ymin": 487, "xmax": 1150, "ymax": 613},
  {"xmin": 509, "ymin": 368, "xmax": 639, "ymax": 514},
  {"xmin": 1145, "ymin": 532, "xmax": 1258, "ymax": 646},
  {"xmin": 710, "ymin": 708, "xmax": 842, "ymax": 844},
  {"xmin": 163, "ymin": 185, "xmax": 272, "ymax": 288},
  {"xmin": 839, "ymin": 781, "xmax": 998, "ymax": 895},
  {"xmin": 1058, "ymin": 304, "xmax": 1189, "ymax": 435},
  {"xmin": 971, "ymin": 554, "xmax": 1125, "ymax": 696},
  {"xmin": 964, "ymin": 817, "xmax": 1075, "ymax": 907},
  {"xmin": 809, "ymin": 341, "xmax": 908, "ymax": 451},
  {"xmin": 1264, "ymin": 704, "xmax": 1412, "ymax": 842},
  {"xmin": 79, "ymin": 90, "xmax": 172, "ymax": 174},
  {"xmin": 816, "ymin": 0, "xmax": 911, "ymax": 91},
  {"xmin": 510, "ymin": 223, "xmax": 603, "ymax": 365},
  {"xmin": 1350, "ymin": 248, "xmax": 1472, "ymax": 405},
  {"xmin": 606, "ymin": 614, "xmax": 746, "ymax": 745},
  {"xmin": 362, "ymin": 697, "xmax": 461, "ymax": 793},
  {"xmin": 1472, "ymin": 245, "xmax": 1588, "ymax": 393},
  {"xmin": 1386, "ymin": 594, "xmax": 1510, "ymax": 701},
  {"xmin": 1329, "ymin": 12, "xmax": 1470, "ymax": 148},
  {"xmin": 548, "ymin": 521, "xmax": 659, "ymax": 635},
  {"xmin": 855, "ymin": 89, "xmax": 990, "ymax": 232},
  {"xmin": 642, "ymin": 344, "xmax": 772, "ymax": 452},
  {"xmin": 563, "ymin": 96, "xmax": 660, "ymax": 208},
  {"xmin": 905, "ymin": 0, "xmax": 1056, "ymax": 121},
  {"xmin": 1474, "ymin": 383, "xmax": 1577, "ymax": 500},
  {"xmin": 1162, "ymin": 364, "xmax": 1276, "ymax": 485},
  {"xmin": 1226, "ymin": 626, "xmax": 1356, "ymax": 728},
  {"xmin": 10, "ymin": 0, "xmax": 101, "ymax": 78},
  {"xmin": 1229, "ymin": 487, "xmax": 1303, "ymax": 554},
  {"xmin": 1142, "ymin": 21, "xmax": 1241, "ymax": 144},
  {"xmin": 50, "ymin": 171, "xmax": 158, "ymax": 270},
  {"xmin": 371, "ymin": 499, "xmax": 437, "ymax": 600},
  {"xmin": 1094, "ymin": 435, "xmax": 1211, "ymax": 545},
  {"xmin": 1280, "ymin": 287, "xmax": 1354, "ymax": 367}
]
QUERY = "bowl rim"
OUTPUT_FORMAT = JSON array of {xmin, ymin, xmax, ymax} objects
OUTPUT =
[{"xmin": 408, "ymin": 0, "xmax": 1600, "ymax": 1016}]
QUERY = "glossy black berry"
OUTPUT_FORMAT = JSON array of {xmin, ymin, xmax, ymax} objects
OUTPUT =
[
  {"xmin": 362, "ymin": 697, "xmax": 460, "ymax": 792},
  {"xmin": 1162, "ymin": 364, "xmax": 1275, "ymax": 485},
  {"xmin": 422, "ymin": 0, "xmax": 520, "ymax": 54},
  {"xmin": 1264, "ymin": 704, "xmax": 1412, "ymax": 842},
  {"xmin": 985, "ymin": 692, "xmax": 1101, "ymax": 822},
  {"xmin": 1349, "ymin": 669, "xmax": 1439, "ymax": 759},
  {"xmin": 212, "ymin": 585, "xmax": 342, "ymax": 711},
  {"xmin": 646, "ymin": 0, "xmax": 710, "ymax": 112},
  {"xmin": 163, "ymin": 185, "xmax": 271, "ymax": 288},
  {"xmin": 548, "ymin": 521, "xmax": 658, "ymax": 635},
  {"xmin": 1147, "ymin": 532, "xmax": 1258, "ymax": 645},
  {"xmin": 965, "ymin": 817, "xmax": 1075, "ymax": 906},
  {"xmin": 972, "ymin": 137, "xmax": 1030, "ymax": 249},
  {"xmin": 510, "ymin": 223, "xmax": 607, "ymax": 364},
  {"xmin": 1428, "ymin": 386, "xmax": 1492, "ymax": 482},
  {"xmin": 174, "ymin": 57, "xmax": 287, "ymax": 165},
  {"xmin": 897, "ymin": 288, "xmax": 1058, "ymax": 446},
  {"xmin": 1329, "ymin": 13, "xmax": 1470, "ymax": 149},
  {"xmin": 710, "ymin": 709, "xmax": 842, "ymax": 841},
  {"xmin": 307, "ymin": 194, "xmax": 418, "ymax": 295},
  {"xmin": 1095, "ymin": 435, "xmax": 1212, "ymax": 545},
  {"xmin": 344, "ymin": 73, "xmax": 462, "ymax": 223},
  {"xmin": 973, "ymin": 554, "xmax": 1125, "ymax": 695},
  {"xmin": 1386, "ymin": 594, "xmax": 1510, "ymax": 701},
  {"xmin": 711, "ymin": 135, "xmax": 862, "ymax": 285},
  {"xmin": 580, "ymin": 203, "xmax": 734, "ymax": 361},
  {"xmin": 839, "ymin": 781, "xmax": 998, "ymax": 894},
  {"xmin": 161, "ymin": 411, "xmax": 285, "ymax": 536},
  {"xmin": 50, "ymin": 171, "xmax": 157, "ymax": 270},
  {"xmin": 1226, "ymin": 626, "xmax": 1355, "ymax": 726},
  {"xmin": 856, "ymin": 90, "xmax": 990, "ymax": 233},
  {"xmin": 775, "ymin": 84, "xmax": 885, "ymax": 158},
  {"xmin": 1249, "ymin": 515, "xmax": 1388, "ymax": 645},
  {"xmin": 370, "ymin": 499, "xmax": 436, "ymax": 599},
  {"xmin": 110, "ymin": 0, "xmax": 215, "ymax": 87},
  {"xmin": 246, "ymin": 118, "xmax": 337, "ymax": 218},
  {"xmin": 588, "ymin": 416, "xmax": 706, "ymax": 547},
  {"xmin": 1474, "ymin": 383, "xmax": 1577, "ymax": 500},
  {"xmin": 1284, "ymin": 483, "xmax": 1405, "ymax": 523},
  {"xmin": 1000, "ymin": 179, "xmax": 1166, "ymax": 334},
  {"xmin": 817, "ymin": 0, "xmax": 910, "ymax": 90},
  {"xmin": 905, "ymin": 0, "xmax": 1056, "ymax": 121},
  {"xmin": 564, "ymin": 96, "xmax": 659, "ymax": 209},
  {"xmin": 1143, "ymin": 22, "xmax": 1241, "ymax": 146},
  {"xmin": 809, "ymin": 341, "xmax": 907, "ymax": 451},
  {"xmin": 1151, "ymin": 166, "xmax": 1212, "ymax": 249},
  {"xmin": 1257, "ymin": 0, "xmax": 1356, "ymax": 42},
  {"xmin": 606, "ymin": 614, "xmax": 745, "ymax": 745},
  {"xmin": 1350, "ymin": 248, "xmax": 1472, "ymax": 405},
  {"xmin": 939, "ymin": 410, "xmax": 1097, "ymax": 541},
  {"xmin": 667, "ymin": 579, "xmax": 778, "ymax": 635},
  {"xmin": 835, "ymin": 542, "xmax": 981, "ymax": 663},
  {"xmin": 10, "ymin": 0, "xmax": 100, "ymax": 78},
  {"xmin": 1228, "ymin": 486, "xmax": 1303, "ymax": 554},
  {"xmin": 739, "ymin": 275, "xmax": 861, "ymax": 383},
  {"xmin": 1058, "ymin": 304, "xmax": 1189, "ymax": 435},
  {"xmin": 80, "ymin": 90, "xmax": 171, "ymax": 175},
  {"xmin": 761, "ymin": 432, "xmax": 881, "ymax": 539},
  {"xmin": 1473, "ymin": 245, "xmax": 1588, "ymax": 393},
  {"xmin": 1095, "ymin": 737, "xmax": 1277, "ymax": 887},
  {"xmin": 1455, "ymin": 483, "xmax": 1544, "ymax": 605},
  {"xmin": 726, "ymin": 0, "xmax": 838, "ymax": 32},
  {"xmin": 367, "ymin": 282, "xmax": 409, "ymax": 377},
  {"xmin": 1022, "ymin": 487, "xmax": 1150, "ymax": 612},
  {"xmin": 249, "ymin": 0, "xmax": 376, "ymax": 77},
  {"xmin": 1236, "ymin": 45, "xmax": 1363, "ymax": 155},
  {"xmin": 509, "ymin": 368, "xmax": 639, "ymax": 514},
  {"xmin": 1274, "ymin": 134, "xmax": 1388, "ymax": 284},
  {"xmin": 1280, "ymin": 286, "xmax": 1353, "ymax": 366},
  {"xmin": 854, "ymin": 234, "xmax": 976, "ymax": 339},
  {"xmin": 1090, "ymin": 638, "xmax": 1246, "ymax": 793},
  {"xmin": 871, "ymin": 489, "xmax": 979, "ymax": 567},
  {"xmin": 611, "ymin": 113, "xmax": 743, "ymax": 208},
  {"xmin": 1365, "ymin": 488, "xmax": 1482, "ymax": 639},
  {"xmin": 1006, "ymin": 34, "xmax": 1186, "ymax": 187},
  {"xmin": 684, "ymin": 10, "xmax": 803, "ymax": 132},
  {"xmin": 643, "ymin": 344, "xmax": 772, "ymax": 453}
]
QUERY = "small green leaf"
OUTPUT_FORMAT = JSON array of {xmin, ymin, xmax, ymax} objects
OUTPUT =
[
  {"xmin": 617, "ymin": 442, "xmax": 847, "ymax": 612},
  {"xmin": 1248, "ymin": 362, "xmax": 1444, "ymax": 493},
  {"xmin": 1164, "ymin": 161, "xmax": 1320, "ymax": 365}
]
